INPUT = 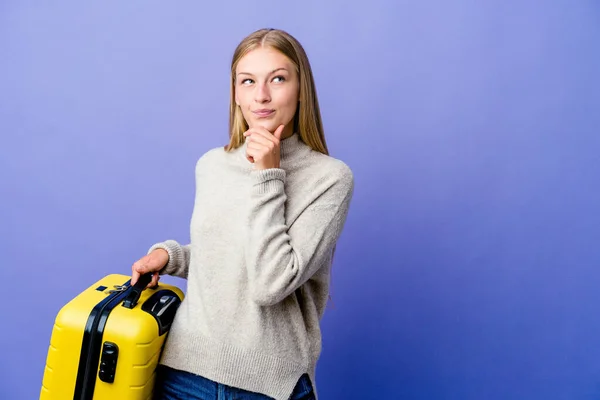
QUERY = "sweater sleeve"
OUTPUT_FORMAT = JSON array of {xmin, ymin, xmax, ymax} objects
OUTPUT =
[
  {"xmin": 147, "ymin": 240, "xmax": 191, "ymax": 279},
  {"xmin": 245, "ymin": 166, "xmax": 354, "ymax": 306}
]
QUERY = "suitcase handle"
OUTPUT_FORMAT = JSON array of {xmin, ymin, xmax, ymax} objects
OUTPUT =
[{"xmin": 122, "ymin": 273, "xmax": 153, "ymax": 309}]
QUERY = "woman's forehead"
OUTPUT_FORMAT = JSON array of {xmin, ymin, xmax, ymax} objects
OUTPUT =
[{"xmin": 237, "ymin": 47, "xmax": 294, "ymax": 73}]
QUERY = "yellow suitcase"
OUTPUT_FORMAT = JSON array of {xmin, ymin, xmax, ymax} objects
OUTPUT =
[{"xmin": 40, "ymin": 273, "xmax": 184, "ymax": 400}]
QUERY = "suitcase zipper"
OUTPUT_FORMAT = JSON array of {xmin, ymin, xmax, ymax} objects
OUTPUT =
[{"xmin": 73, "ymin": 280, "xmax": 133, "ymax": 400}]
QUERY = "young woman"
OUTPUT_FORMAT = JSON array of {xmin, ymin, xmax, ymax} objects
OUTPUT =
[{"xmin": 131, "ymin": 28, "xmax": 354, "ymax": 400}]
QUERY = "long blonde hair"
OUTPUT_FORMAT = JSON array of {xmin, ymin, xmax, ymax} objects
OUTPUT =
[{"xmin": 225, "ymin": 28, "xmax": 328, "ymax": 155}]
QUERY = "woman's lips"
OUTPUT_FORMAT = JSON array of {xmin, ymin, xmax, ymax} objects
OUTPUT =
[{"xmin": 252, "ymin": 109, "xmax": 275, "ymax": 118}]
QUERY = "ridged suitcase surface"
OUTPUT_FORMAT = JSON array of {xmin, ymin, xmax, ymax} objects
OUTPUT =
[{"xmin": 40, "ymin": 273, "xmax": 184, "ymax": 400}]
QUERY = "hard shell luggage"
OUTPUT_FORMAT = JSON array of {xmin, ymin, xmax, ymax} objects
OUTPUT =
[{"xmin": 40, "ymin": 273, "xmax": 184, "ymax": 400}]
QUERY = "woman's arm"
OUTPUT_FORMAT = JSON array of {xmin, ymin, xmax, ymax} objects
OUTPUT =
[{"xmin": 245, "ymin": 166, "xmax": 354, "ymax": 306}]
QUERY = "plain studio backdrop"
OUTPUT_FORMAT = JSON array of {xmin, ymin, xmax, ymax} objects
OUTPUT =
[{"xmin": 1, "ymin": 1, "xmax": 599, "ymax": 399}]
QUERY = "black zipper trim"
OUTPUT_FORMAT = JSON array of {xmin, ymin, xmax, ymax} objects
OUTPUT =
[{"xmin": 73, "ymin": 279, "xmax": 132, "ymax": 400}]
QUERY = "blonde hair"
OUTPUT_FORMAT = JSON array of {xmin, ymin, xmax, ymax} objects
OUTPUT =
[{"xmin": 225, "ymin": 28, "xmax": 329, "ymax": 155}]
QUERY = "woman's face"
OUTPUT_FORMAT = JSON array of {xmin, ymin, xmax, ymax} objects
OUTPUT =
[{"xmin": 235, "ymin": 46, "xmax": 299, "ymax": 138}]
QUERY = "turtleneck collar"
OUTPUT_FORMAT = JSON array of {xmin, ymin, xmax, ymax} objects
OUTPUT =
[{"xmin": 279, "ymin": 133, "xmax": 303, "ymax": 160}]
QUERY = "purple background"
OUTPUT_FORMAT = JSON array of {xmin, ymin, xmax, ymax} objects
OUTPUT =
[{"xmin": 2, "ymin": 1, "xmax": 600, "ymax": 399}]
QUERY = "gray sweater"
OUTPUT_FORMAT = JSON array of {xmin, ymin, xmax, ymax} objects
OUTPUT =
[{"xmin": 148, "ymin": 133, "xmax": 354, "ymax": 400}]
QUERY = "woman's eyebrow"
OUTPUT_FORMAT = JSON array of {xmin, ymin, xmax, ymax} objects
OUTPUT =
[{"xmin": 237, "ymin": 67, "xmax": 289, "ymax": 76}]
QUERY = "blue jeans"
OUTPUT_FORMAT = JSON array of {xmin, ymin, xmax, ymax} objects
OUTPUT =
[{"xmin": 153, "ymin": 364, "xmax": 316, "ymax": 400}]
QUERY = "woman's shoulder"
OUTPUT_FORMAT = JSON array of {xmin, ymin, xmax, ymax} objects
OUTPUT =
[
  {"xmin": 311, "ymin": 149, "xmax": 353, "ymax": 179},
  {"xmin": 302, "ymin": 150, "xmax": 354, "ymax": 196},
  {"xmin": 195, "ymin": 144, "xmax": 240, "ymax": 167}
]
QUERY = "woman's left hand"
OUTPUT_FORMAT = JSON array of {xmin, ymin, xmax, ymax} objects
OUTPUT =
[{"xmin": 244, "ymin": 124, "xmax": 285, "ymax": 170}]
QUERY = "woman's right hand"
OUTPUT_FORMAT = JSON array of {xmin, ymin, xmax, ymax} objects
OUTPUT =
[{"xmin": 131, "ymin": 248, "xmax": 169, "ymax": 288}]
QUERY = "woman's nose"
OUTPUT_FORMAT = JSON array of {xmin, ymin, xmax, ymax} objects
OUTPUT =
[{"xmin": 254, "ymin": 82, "xmax": 271, "ymax": 103}]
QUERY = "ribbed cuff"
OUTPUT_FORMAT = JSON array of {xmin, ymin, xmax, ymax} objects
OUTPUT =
[
  {"xmin": 251, "ymin": 168, "xmax": 286, "ymax": 195},
  {"xmin": 147, "ymin": 240, "xmax": 182, "ymax": 276}
]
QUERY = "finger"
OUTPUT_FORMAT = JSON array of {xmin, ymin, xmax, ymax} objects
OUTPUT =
[
  {"xmin": 246, "ymin": 127, "xmax": 279, "ymax": 145},
  {"xmin": 131, "ymin": 260, "xmax": 147, "ymax": 285},
  {"xmin": 273, "ymin": 124, "xmax": 285, "ymax": 140},
  {"xmin": 132, "ymin": 258, "xmax": 149, "ymax": 275},
  {"xmin": 246, "ymin": 141, "xmax": 271, "ymax": 160},
  {"xmin": 149, "ymin": 272, "xmax": 160, "ymax": 288},
  {"xmin": 245, "ymin": 137, "xmax": 255, "ymax": 163},
  {"xmin": 246, "ymin": 146, "xmax": 261, "ymax": 162},
  {"xmin": 131, "ymin": 269, "xmax": 140, "ymax": 285},
  {"xmin": 247, "ymin": 133, "xmax": 273, "ymax": 148},
  {"xmin": 244, "ymin": 130, "xmax": 263, "ymax": 163}
]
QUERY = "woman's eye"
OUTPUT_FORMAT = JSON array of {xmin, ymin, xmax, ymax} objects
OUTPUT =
[
  {"xmin": 273, "ymin": 76, "xmax": 286, "ymax": 83},
  {"xmin": 241, "ymin": 79, "xmax": 254, "ymax": 85}
]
